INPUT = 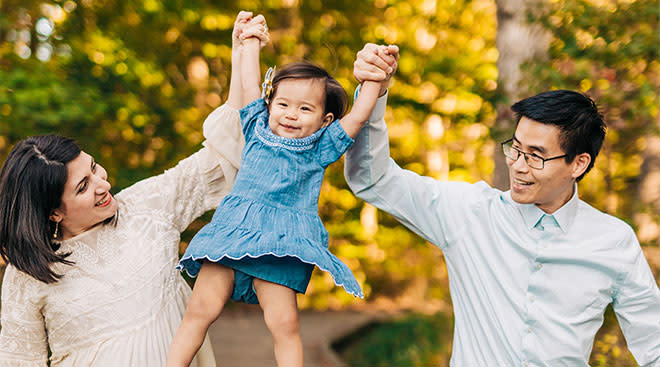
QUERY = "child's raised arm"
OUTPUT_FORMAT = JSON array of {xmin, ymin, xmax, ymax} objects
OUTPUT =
[
  {"xmin": 240, "ymin": 15, "xmax": 269, "ymax": 107},
  {"xmin": 341, "ymin": 46, "xmax": 398, "ymax": 139},
  {"xmin": 339, "ymin": 81, "xmax": 382, "ymax": 139},
  {"xmin": 226, "ymin": 11, "xmax": 253, "ymax": 110}
]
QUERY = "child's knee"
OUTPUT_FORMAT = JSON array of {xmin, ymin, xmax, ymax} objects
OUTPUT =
[
  {"xmin": 265, "ymin": 309, "xmax": 300, "ymax": 336},
  {"xmin": 186, "ymin": 294, "xmax": 224, "ymax": 323}
]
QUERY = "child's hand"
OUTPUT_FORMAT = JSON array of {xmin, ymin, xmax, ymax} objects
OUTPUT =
[
  {"xmin": 240, "ymin": 15, "xmax": 270, "ymax": 48},
  {"xmin": 232, "ymin": 11, "xmax": 253, "ymax": 48}
]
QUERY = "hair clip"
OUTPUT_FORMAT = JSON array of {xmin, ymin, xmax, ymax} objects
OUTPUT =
[{"xmin": 261, "ymin": 66, "xmax": 276, "ymax": 103}]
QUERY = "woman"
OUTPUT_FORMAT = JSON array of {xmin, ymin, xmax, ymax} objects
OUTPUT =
[{"xmin": 0, "ymin": 12, "xmax": 268, "ymax": 366}]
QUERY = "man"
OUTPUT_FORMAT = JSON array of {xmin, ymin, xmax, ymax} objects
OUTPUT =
[{"xmin": 349, "ymin": 44, "xmax": 660, "ymax": 366}]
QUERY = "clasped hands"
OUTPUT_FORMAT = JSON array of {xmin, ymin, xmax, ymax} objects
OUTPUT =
[{"xmin": 233, "ymin": 11, "xmax": 399, "ymax": 92}]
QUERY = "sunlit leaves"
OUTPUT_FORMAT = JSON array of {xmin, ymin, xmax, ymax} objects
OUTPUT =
[
  {"xmin": 2, "ymin": 2, "xmax": 655, "ymax": 338},
  {"xmin": 528, "ymin": 0, "xmax": 659, "ymax": 238}
]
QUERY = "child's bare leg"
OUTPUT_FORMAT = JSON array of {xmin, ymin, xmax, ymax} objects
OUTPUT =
[
  {"xmin": 253, "ymin": 278, "xmax": 303, "ymax": 367},
  {"xmin": 167, "ymin": 262, "xmax": 235, "ymax": 367}
]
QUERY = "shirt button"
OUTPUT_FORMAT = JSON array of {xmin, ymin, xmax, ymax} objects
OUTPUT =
[
  {"xmin": 527, "ymin": 327, "xmax": 532, "ymax": 333},
  {"xmin": 529, "ymin": 295, "xmax": 535, "ymax": 302},
  {"xmin": 523, "ymin": 361, "xmax": 529, "ymax": 366},
  {"xmin": 536, "ymin": 263, "xmax": 543, "ymax": 270}
]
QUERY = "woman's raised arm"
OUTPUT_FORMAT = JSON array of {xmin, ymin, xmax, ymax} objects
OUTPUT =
[{"xmin": 0, "ymin": 267, "xmax": 48, "ymax": 367}]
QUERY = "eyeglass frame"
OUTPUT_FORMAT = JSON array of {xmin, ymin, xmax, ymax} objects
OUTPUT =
[{"xmin": 500, "ymin": 138, "xmax": 568, "ymax": 170}]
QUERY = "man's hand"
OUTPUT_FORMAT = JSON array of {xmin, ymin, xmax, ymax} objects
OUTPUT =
[{"xmin": 354, "ymin": 43, "xmax": 399, "ymax": 96}]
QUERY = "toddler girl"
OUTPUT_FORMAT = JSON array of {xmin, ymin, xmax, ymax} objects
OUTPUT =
[{"xmin": 167, "ymin": 12, "xmax": 388, "ymax": 367}]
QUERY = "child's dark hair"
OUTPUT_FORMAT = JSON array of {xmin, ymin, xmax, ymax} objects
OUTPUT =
[
  {"xmin": 266, "ymin": 62, "xmax": 348, "ymax": 120},
  {"xmin": 511, "ymin": 90, "xmax": 606, "ymax": 181},
  {"xmin": 0, "ymin": 135, "xmax": 79, "ymax": 283}
]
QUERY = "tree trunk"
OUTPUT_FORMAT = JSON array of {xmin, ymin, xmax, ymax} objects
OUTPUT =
[
  {"xmin": 637, "ymin": 114, "xmax": 660, "ymax": 246},
  {"xmin": 492, "ymin": 0, "xmax": 551, "ymax": 190}
]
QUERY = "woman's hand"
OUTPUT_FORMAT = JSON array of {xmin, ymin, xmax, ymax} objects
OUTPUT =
[
  {"xmin": 233, "ymin": 11, "xmax": 270, "ymax": 49},
  {"xmin": 228, "ymin": 11, "xmax": 270, "ymax": 109},
  {"xmin": 232, "ymin": 11, "xmax": 253, "ymax": 48},
  {"xmin": 354, "ymin": 43, "xmax": 399, "ymax": 96},
  {"xmin": 240, "ymin": 15, "xmax": 270, "ymax": 48}
]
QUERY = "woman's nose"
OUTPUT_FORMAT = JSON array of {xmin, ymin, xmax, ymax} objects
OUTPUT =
[
  {"xmin": 94, "ymin": 173, "xmax": 111, "ymax": 193},
  {"xmin": 95, "ymin": 181, "xmax": 110, "ymax": 194}
]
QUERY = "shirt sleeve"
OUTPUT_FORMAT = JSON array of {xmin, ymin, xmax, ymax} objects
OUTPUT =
[
  {"xmin": 239, "ymin": 98, "xmax": 268, "ymax": 142},
  {"xmin": 0, "ymin": 266, "xmax": 48, "ymax": 367},
  {"xmin": 318, "ymin": 120, "xmax": 355, "ymax": 168},
  {"xmin": 344, "ymin": 91, "xmax": 487, "ymax": 249},
  {"xmin": 612, "ymin": 230, "xmax": 660, "ymax": 366},
  {"xmin": 118, "ymin": 103, "xmax": 243, "ymax": 232}
]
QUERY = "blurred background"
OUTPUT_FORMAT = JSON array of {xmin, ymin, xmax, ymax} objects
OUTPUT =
[{"xmin": 0, "ymin": 0, "xmax": 658, "ymax": 365}]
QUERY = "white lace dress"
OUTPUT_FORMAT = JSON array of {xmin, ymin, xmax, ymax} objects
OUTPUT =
[{"xmin": 0, "ymin": 104, "xmax": 244, "ymax": 367}]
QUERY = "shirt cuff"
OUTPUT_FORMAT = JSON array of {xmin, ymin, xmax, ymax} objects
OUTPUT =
[{"xmin": 354, "ymin": 85, "xmax": 388, "ymax": 123}]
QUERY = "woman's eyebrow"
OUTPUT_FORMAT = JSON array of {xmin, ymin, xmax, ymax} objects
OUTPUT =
[
  {"xmin": 75, "ymin": 175, "xmax": 88, "ymax": 192},
  {"xmin": 74, "ymin": 156, "xmax": 94, "ymax": 191}
]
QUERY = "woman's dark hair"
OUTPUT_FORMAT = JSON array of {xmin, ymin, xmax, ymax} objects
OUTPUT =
[
  {"xmin": 266, "ymin": 61, "xmax": 349, "ymax": 120},
  {"xmin": 511, "ymin": 90, "xmax": 606, "ymax": 181},
  {"xmin": 0, "ymin": 135, "xmax": 81, "ymax": 283}
]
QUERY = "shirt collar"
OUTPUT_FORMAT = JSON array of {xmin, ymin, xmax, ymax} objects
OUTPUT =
[{"xmin": 507, "ymin": 184, "xmax": 579, "ymax": 233}]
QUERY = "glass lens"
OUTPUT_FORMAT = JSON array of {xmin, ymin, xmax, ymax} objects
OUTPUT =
[
  {"xmin": 526, "ymin": 155, "xmax": 543, "ymax": 169},
  {"xmin": 502, "ymin": 141, "xmax": 517, "ymax": 160},
  {"xmin": 502, "ymin": 140, "xmax": 544, "ymax": 169}
]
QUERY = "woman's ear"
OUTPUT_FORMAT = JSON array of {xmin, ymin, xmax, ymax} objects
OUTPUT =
[
  {"xmin": 571, "ymin": 152, "xmax": 591, "ymax": 179},
  {"xmin": 49, "ymin": 211, "xmax": 63, "ymax": 223},
  {"xmin": 322, "ymin": 112, "xmax": 335, "ymax": 128}
]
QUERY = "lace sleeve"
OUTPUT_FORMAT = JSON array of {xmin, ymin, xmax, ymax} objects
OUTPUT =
[
  {"xmin": 0, "ymin": 266, "xmax": 48, "ymax": 367},
  {"xmin": 117, "ymin": 104, "xmax": 243, "ymax": 232}
]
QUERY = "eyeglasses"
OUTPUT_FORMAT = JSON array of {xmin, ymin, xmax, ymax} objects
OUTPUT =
[{"xmin": 501, "ymin": 139, "xmax": 567, "ymax": 170}]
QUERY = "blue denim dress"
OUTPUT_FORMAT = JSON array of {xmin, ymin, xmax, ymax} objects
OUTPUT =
[{"xmin": 178, "ymin": 99, "xmax": 363, "ymax": 303}]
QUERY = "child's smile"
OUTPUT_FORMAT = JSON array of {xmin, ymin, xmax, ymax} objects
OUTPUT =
[{"xmin": 278, "ymin": 122, "xmax": 300, "ymax": 132}]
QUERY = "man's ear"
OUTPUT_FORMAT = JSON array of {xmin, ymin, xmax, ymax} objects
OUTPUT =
[
  {"xmin": 321, "ymin": 112, "xmax": 335, "ymax": 128},
  {"xmin": 571, "ymin": 152, "xmax": 591, "ymax": 179}
]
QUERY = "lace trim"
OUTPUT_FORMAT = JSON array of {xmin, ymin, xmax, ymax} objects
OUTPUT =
[
  {"xmin": 254, "ymin": 117, "xmax": 337, "ymax": 151},
  {"xmin": 0, "ymin": 267, "xmax": 48, "ymax": 360},
  {"xmin": 179, "ymin": 252, "xmax": 363, "ymax": 298}
]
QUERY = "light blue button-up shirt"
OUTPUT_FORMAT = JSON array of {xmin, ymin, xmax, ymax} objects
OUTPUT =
[{"xmin": 345, "ymin": 92, "xmax": 660, "ymax": 366}]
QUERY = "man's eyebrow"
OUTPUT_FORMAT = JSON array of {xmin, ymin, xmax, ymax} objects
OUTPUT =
[{"xmin": 512, "ymin": 135, "xmax": 547, "ymax": 155}]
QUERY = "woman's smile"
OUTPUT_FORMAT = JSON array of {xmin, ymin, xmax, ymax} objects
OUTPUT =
[{"xmin": 96, "ymin": 192, "xmax": 113, "ymax": 207}]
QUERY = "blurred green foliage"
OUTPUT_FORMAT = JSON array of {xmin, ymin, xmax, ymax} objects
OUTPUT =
[
  {"xmin": 0, "ymin": 0, "xmax": 498, "ymax": 310},
  {"xmin": 0, "ymin": 0, "xmax": 657, "ymax": 365},
  {"xmin": 589, "ymin": 305, "xmax": 638, "ymax": 367},
  {"xmin": 337, "ymin": 305, "xmax": 638, "ymax": 367},
  {"xmin": 336, "ymin": 312, "xmax": 454, "ymax": 366},
  {"xmin": 527, "ymin": 0, "xmax": 660, "ymax": 236},
  {"xmin": 525, "ymin": 1, "xmax": 659, "ymax": 364}
]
